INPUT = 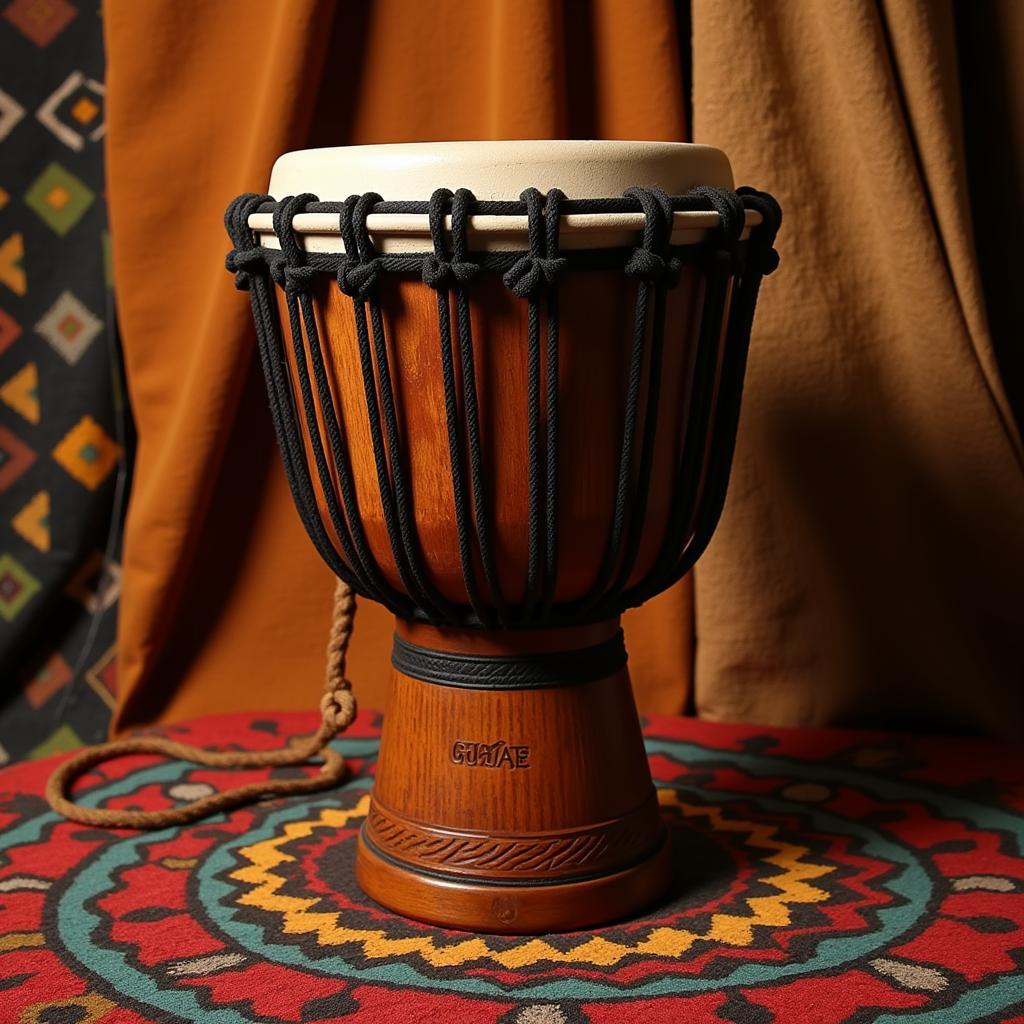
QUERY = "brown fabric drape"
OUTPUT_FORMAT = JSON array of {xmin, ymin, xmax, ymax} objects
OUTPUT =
[
  {"xmin": 689, "ymin": 0, "xmax": 1024, "ymax": 738},
  {"xmin": 104, "ymin": 0, "xmax": 1023, "ymax": 739}
]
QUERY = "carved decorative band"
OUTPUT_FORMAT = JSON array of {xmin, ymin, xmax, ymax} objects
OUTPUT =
[
  {"xmin": 391, "ymin": 630, "xmax": 628, "ymax": 690},
  {"xmin": 363, "ymin": 793, "xmax": 663, "ymax": 883}
]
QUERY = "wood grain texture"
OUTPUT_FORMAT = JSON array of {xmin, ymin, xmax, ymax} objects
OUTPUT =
[
  {"xmin": 279, "ymin": 265, "xmax": 709, "ymax": 607},
  {"xmin": 357, "ymin": 617, "xmax": 671, "ymax": 931}
]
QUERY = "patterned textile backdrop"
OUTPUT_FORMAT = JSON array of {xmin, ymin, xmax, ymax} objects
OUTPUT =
[{"xmin": 0, "ymin": 0, "xmax": 125, "ymax": 763}]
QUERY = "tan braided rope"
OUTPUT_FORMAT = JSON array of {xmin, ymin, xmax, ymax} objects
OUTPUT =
[{"xmin": 45, "ymin": 580, "xmax": 357, "ymax": 829}]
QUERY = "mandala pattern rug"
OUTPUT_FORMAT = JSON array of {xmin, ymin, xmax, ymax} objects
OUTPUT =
[{"xmin": 0, "ymin": 711, "xmax": 1022, "ymax": 1023}]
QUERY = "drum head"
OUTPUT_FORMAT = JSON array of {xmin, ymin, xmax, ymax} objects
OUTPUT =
[{"xmin": 253, "ymin": 141, "xmax": 746, "ymax": 253}]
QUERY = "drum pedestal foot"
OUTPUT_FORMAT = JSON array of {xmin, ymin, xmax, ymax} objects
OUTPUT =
[
  {"xmin": 353, "ymin": 617, "xmax": 673, "ymax": 934},
  {"xmin": 356, "ymin": 825, "xmax": 671, "ymax": 934}
]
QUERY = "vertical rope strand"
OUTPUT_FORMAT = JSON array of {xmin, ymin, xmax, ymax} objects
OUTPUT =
[
  {"xmin": 452, "ymin": 189, "xmax": 509, "ymax": 624},
  {"xmin": 425, "ymin": 189, "xmax": 490, "ymax": 625},
  {"xmin": 578, "ymin": 188, "xmax": 664, "ymax": 616},
  {"xmin": 602, "ymin": 188, "xmax": 676, "ymax": 610},
  {"xmin": 624, "ymin": 247, "xmax": 730, "ymax": 607},
  {"xmin": 540, "ymin": 189, "xmax": 566, "ymax": 615},
  {"xmin": 520, "ymin": 189, "xmax": 546, "ymax": 620}
]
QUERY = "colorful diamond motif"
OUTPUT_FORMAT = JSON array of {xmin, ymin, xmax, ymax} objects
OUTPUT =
[
  {"xmin": 53, "ymin": 414, "xmax": 119, "ymax": 489},
  {"xmin": 70, "ymin": 95, "xmax": 97, "ymax": 124},
  {"xmin": 3, "ymin": 0, "xmax": 78, "ymax": 47},
  {"xmin": 0, "ymin": 553, "xmax": 41, "ymax": 621},
  {"xmin": 35, "ymin": 290, "xmax": 102, "ymax": 362},
  {"xmin": 28, "ymin": 723, "xmax": 83, "ymax": 759},
  {"xmin": 36, "ymin": 70, "xmax": 105, "ymax": 152},
  {"xmin": 24, "ymin": 162, "xmax": 94, "ymax": 235},
  {"xmin": 23, "ymin": 650, "xmax": 71, "ymax": 708},
  {"xmin": 12, "ymin": 490, "xmax": 49, "ymax": 551},
  {"xmin": 0, "ymin": 89, "xmax": 25, "ymax": 143},
  {"xmin": 0, "ymin": 424, "xmax": 36, "ymax": 491},
  {"xmin": 1, "ymin": 362, "xmax": 40, "ymax": 423},
  {"xmin": 1, "ymin": 0, "xmax": 114, "ymax": 762},
  {"xmin": 0, "ymin": 307, "xmax": 22, "ymax": 353},
  {"xmin": 0, "ymin": 233, "xmax": 26, "ymax": 295},
  {"xmin": 85, "ymin": 643, "xmax": 116, "ymax": 709}
]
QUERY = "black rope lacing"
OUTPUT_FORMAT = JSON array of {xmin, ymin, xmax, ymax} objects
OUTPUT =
[
  {"xmin": 449, "ymin": 188, "xmax": 509, "ymax": 625},
  {"xmin": 601, "ymin": 186, "xmax": 676, "ymax": 610},
  {"xmin": 425, "ymin": 188, "xmax": 490, "ymax": 625},
  {"xmin": 225, "ymin": 193, "xmax": 384, "ymax": 605},
  {"xmin": 344, "ymin": 192, "xmax": 455, "ymax": 621},
  {"xmin": 226, "ymin": 184, "xmax": 781, "ymax": 629},
  {"xmin": 272, "ymin": 193, "xmax": 399, "ymax": 607},
  {"xmin": 540, "ymin": 188, "xmax": 566, "ymax": 616}
]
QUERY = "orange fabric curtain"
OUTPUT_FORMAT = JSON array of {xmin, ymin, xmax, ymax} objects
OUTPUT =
[
  {"xmin": 103, "ymin": 0, "xmax": 694, "ymax": 732},
  {"xmin": 104, "ymin": 0, "xmax": 1023, "ymax": 739}
]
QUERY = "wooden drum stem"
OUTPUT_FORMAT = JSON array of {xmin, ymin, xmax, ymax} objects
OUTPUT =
[{"xmin": 356, "ymin": 617, "xmax": 671, "ymax": 932}]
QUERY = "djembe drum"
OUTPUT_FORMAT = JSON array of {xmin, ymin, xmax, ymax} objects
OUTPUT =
[{"xmin": 224, "ymin": 141, "xmax": 780, "ymax": 933}]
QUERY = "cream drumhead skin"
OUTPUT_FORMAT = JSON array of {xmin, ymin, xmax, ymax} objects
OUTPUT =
[{"xmin": 248, "ymin": 140, "xmax": 756, "ymax": 253}]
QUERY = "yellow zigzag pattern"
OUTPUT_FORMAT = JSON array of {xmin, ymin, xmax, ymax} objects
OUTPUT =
[{"xmin": 229, "ymin": 789, "xmax": 833, "ymax": 969}]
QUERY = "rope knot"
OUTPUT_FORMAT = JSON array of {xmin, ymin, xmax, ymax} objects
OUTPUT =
[
  {"xmin": 337, "ymin": 257, "xmax": 382, "ymax": 300},
  {"xmin": 758, "ymin": 245, "xmax": 781, "ymax": 275},
  {"xmin": 421, "ymin": 254, "xmax": 480, "ymax": 289},
  {"xmin": 503, "ymin": 254, "xmax": 568, "ymax": 298},
  {"xmin": 225, "ymin": 247, "xmax": 265, "ymax": 291},
  {"xmin": 320, "ymin": 684, "xmax": 356, "ymax": 730},
  {"xmin": 282, "ymin": 263, "xmax": 317, "ymax": 295},
  {"xmin": 624, "ymin": 248, "xmax": 681, "ymax": 286}
]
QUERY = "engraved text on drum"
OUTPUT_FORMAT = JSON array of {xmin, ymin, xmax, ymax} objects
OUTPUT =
[{"xmin": 451, "ymin": 739, "xmax": 531, "ymax": 769}]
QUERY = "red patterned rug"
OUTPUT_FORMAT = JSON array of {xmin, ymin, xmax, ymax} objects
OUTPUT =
[{"xmin": 1, "ymin": 711, "xmax": 1022, "ymax": 1023}]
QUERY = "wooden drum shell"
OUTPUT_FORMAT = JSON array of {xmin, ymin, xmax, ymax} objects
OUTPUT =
[{"xmin": 277, "ymin": 264, "xmax": 719, "ymax": 608}]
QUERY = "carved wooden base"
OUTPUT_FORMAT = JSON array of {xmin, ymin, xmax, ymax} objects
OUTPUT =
[
  {"xmin": 354, "ymin": 618, "xmax": 672, "ymax": 933},
  {"xmin": 357, "ymin": 825, "xmax": 671, "ymax": 934}
]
